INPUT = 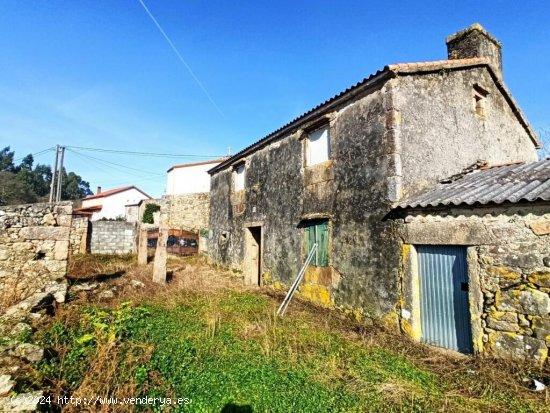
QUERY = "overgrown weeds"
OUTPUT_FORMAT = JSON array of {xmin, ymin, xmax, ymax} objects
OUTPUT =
[{"xmin": 30, "ymin": 257, "xmax": 549, "ymax": 412}]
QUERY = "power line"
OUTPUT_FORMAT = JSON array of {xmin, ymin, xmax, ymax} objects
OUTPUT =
[
  {"xmin": 67, "ymin": 148, "xmax": 166, "ymax": 177},
  {"xmin": 12, "ymin": 147, "xmax": 55, "ymax": 163},
  {"xmin": 67, "ymin": 149, "xmax": 165, "ymax": 180},
  {"xmin": 137, "ymin": 0, "xmax": 225, "ymax": 118},
  {"xmin": 65, "ymin": 145, "xmax": 223, "ymax": 159}
]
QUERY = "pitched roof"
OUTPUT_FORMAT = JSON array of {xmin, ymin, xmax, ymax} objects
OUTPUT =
[
  {"xmin": 83, "ymin": 186, "xmax": 152, "ymax": 201},
  {"xmin": 167, "ymin": 158, "xmax": 227, "ymax": 173},
  {"xmin": 395, "ymin": 159, "xmax": 550, "ymax": 209},
  {"xmin": 73, "ymin": 205, "xmax": 102, "ymax": 216},
  {"xmin": 208, "ymin": 58, "xmax": 540, "ymax": 175}
]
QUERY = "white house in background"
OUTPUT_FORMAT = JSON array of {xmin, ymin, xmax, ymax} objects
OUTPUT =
[
  {"xmin": 166, "ymin": 159, "xmax": 225, "ymax": 195},
  {"xmin": 76, "ymin": 186, "xmax": 152, "ymax": 221}
]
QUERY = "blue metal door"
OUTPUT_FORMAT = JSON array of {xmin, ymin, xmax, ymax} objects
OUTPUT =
[{"xmin": 417, "ymin": 246, "xmax": 472, "ymax": 353}]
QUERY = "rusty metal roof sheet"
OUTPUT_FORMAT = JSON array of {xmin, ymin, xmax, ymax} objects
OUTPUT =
[{"xmin": 396, "ymin": 159, "xmax": 550, "ymax": 209}]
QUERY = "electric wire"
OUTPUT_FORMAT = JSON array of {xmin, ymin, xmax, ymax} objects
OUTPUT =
[
  {"xmin": 65, "ymin": 145, "xmax": 223, "ymax": 159},
  {"xmin": 67, "ymin": 149, "xmax": 164, "ymax": 180},
  {"xmin": 67, "ymin": 148, "xmax": 165, "ymax": 177},
  {"xmin": 137, "ymin": 0, "xmax": 225, "ymax": 117},
  {"xmin": 12, "ymin": 147, "xmax": 55, "ymax": 163}
]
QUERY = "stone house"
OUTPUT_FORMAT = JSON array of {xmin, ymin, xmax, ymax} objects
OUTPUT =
[{"xmin": 207, "ymin": 24, "xmax": 547, "ymax": 361}]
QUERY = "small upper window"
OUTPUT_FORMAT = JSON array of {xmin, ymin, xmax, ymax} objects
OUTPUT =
[
  {"xmin": 306, "ymin": 125, "xmax": 330, "ymax": 166},
  {"xmin": 473, "ymin": 85, "xmax": 489, "ymax": 118},
  {"xmin": 234, "ymin": 164, "xmax": 245, "ymax": 191}
]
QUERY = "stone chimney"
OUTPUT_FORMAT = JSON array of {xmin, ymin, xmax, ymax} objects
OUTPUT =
[
  {"xmin": 446, "ymin": 23, "xmax": 502, "ymax": 76},
  {"xmin": 97, "ymin": 186, "xmax": 102, "ymax": 194}
]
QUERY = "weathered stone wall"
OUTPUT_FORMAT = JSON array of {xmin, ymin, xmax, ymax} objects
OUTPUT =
[
  {"xmin": 209, "ymin": 63, "xmax": 540, "ymax": 324},
  {"xmin": 399, "ymin": 204, "xmax": 550, "ymax": 363},
  {"xmin": 396, "ymin": 67, "xmax": 538, "ymax": 197},
  {"xmin": 162, "ymin": 193, "xmax": 210, "ymax": 231},
  {"xmin": 90, "ymin": 221, "xmax": 137, "ymax": 254},
  {"xmin": 0, "ymin": 202, "xmax": 73, "ymax": 311},
  {"xmin": 209, "ymin": 81, "xmax": 402, "ymax": 319},
  {"xmin": 69, "ymin": 216, "xmax": 90, "ymax": 255}
]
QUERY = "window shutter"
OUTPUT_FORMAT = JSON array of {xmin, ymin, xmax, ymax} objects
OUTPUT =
[{"xmin": 317, "ymin": 221, "xmax": 329, "ymax": 266}]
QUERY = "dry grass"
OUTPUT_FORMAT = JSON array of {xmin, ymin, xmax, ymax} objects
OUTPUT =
[{"xmin": 35, "ymin": 254, "xmax": 550, "ymax": 412}]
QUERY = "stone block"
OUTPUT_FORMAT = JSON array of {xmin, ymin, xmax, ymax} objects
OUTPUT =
[
  {"xmin": 0, "ymin": 374, "xmax": 15, "ymax": 396},
  {"xmin": 531, "ymin": 317, "xmax": 550, "ymax": 342},
  {"xmin": 19, "ymin": 226, "xmax": 70, "ymax": 241},
  {"xmin": 299, "ymin": 283, "xmax": 331, "ymax": 307},
  {"xmin": 528, "ymin": 271, "xmax": 550, "ymax": 288},
  {"xmin": 497, "ymin": 287, "xmax": 550, "ymax": 316},
  {"xmin": 304, "ymin": 266, "xmax": 332, "ymax": 286},
  {"xmin": 41, "ymin": 213, "xmax": 56, "ymax": 226},
  {"xmin": 488, "ymin": 332, "xmax": 547, "ymax": 362},
  {"xmin": 54, "ymin": 241, "xmax": 69, "ymax": 260},
  {"xmin": 11, "ymin": 343, "xmax": 44, "ymax": 362},
  {"xmin": 486, "ymin": 266, "xmax": 521, "ymax": 286},
  {"xmin": 529, "ymin": 221, "xmax": 550, "ymax": 236},
  {"xmin": 486, "ymin": 311, "xmax": 519, "ymax": 332}
]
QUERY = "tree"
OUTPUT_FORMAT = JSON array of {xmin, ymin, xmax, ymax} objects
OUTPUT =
[
  {"xmin": 61, "ymin": 170, "xmax": 92, "ymax": 200},
  {"xmin": 0, "ymin": 171, "xmax": 37, "ymax": 205},
  {"xmin": 0, "ymin": 147, "xmax": 92, "ymax": 205},
  {"xmin": 0, "ymin": 147, "xmax": 15, "ymax": 172},
  {"xmin": 19, "ymin": 154, "xmax": 34, "ymax": 171}
]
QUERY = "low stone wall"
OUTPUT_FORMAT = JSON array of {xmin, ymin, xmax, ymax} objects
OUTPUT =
[
  {"xmin": 0, "ymin": 202, "xmax": 73, "ymax": 311},
  {"xmin": 69, "ymin": 216, "xmax": 90, "ymax": 255},
  {"xmin": 399, "ymin": 204, "xmax": 550, "ymax": 363},
  {"xmin": 90, "ymin": 221, "xmax": 137, "ymax": 254},
  {"xmin": 162, "ymin": 193, "xmax": 210, "ymax": 231}
]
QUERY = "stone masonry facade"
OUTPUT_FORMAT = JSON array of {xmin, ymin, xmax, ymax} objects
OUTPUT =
[
  {"xmin": 161, "ymin": 193, "xmax": 210, "ymax": 231},
  {"xmin": 90, "ymin": 221, "xmax": 137, "ymax": 254},
  {"xmin": 69, "ymin": 216, "xmax": 90, "ymax": 255},
  {"xmin": 0, "ymin": 202, "xmax": 73, "ymax": 311},
  {"xmin": 399, "ymin": 204, "xmax": 550, "ymax": 363}
]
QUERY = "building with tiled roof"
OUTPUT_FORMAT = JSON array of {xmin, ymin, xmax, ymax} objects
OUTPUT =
[{"xmin": 76, "ymin": 185, "xmax": 152, "ymax": 221}]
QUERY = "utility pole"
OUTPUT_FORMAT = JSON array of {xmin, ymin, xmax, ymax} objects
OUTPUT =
[
  {"xmin": 55, "ymin": 146, "xmax": 65, "ymax": 202},
  {"xmin": 49, "ymin": 145, "xmax": 60, "ymax": 203}
]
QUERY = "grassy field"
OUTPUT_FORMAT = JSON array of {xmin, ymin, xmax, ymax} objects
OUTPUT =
[{"xmin": 28, "ymin": 256, "xmax": 549, "ymax": 412}]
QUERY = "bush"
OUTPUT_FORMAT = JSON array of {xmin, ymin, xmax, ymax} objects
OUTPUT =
[{"xmin": 142, "ymin": 203, "xmax": 160, "ymax": 224}]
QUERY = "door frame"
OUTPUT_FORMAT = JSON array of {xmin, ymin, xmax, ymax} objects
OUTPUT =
[
  {"xmin": 243, "ymin": 223, "xmax": 263, "ymax": 286},
  {"xmin": 401, "ymin": 244, "xmax": 483, "ymax": 354}
]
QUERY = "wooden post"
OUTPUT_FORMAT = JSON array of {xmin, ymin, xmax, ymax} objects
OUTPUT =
[
  {"xmin": 137, "ymin": 227, "xmax": 148, "ymax": 266},
  {"xmin": 152, "ymin": 226, "xmax": 168, "ymax": 283}
]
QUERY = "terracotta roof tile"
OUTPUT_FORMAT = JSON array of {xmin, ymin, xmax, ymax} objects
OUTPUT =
[{"xmin": 83, "ymin": 186, "xmax": 152, "ymax": 201}]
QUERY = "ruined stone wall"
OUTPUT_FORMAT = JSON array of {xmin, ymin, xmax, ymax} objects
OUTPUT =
[
  {"xmin": 162, "ymin": 193, "xmax": 210, "ymax": 231},
  {"xmin": 69, "ymin": 216, "xmax": 90, "ymax": 255},
  {"xmin": 209, "ymin": 81, "xmax": 402, "ymax": 319},
  {"xmin": 399, "ymin": 204, "xmax": 550, "ymax": 362},
  {"xmin": 396, "ymin": 67, "xmax": 538, "ymax": 197},
  {"xmin": 90, "ymin": 221, "xmax": 137, "ymax": 254},
  {"xmin": 0, "ymin": 202, "xmax": 72, "ymax": 311}
]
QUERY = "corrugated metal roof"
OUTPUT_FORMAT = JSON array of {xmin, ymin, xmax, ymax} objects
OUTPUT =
[
  {"xmin": 209, "ymin": 57, "xmax": 540, "ymax": 175},
  {"xmin": 396, "ymin": 159, "xmax": 550, "ymax": 209}
]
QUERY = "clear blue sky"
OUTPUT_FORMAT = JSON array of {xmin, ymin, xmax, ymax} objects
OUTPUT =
[{"xmin": 0, "ymin": 0, "xmax": 548, "ymax": 198}]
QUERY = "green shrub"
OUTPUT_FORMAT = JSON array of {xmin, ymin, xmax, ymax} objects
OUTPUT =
[{"xmin": 142, "ymin": 203, "xmax": 160, "ymax": 224}]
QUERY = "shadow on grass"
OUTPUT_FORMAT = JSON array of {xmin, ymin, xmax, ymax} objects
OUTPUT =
[
  {"xmin": 68, "ymin": 270, "xmax": 126, "ymax": 283},
  {"xmin": 221, "ymin": 404, "xmax": 253, "ymax": 413}
]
